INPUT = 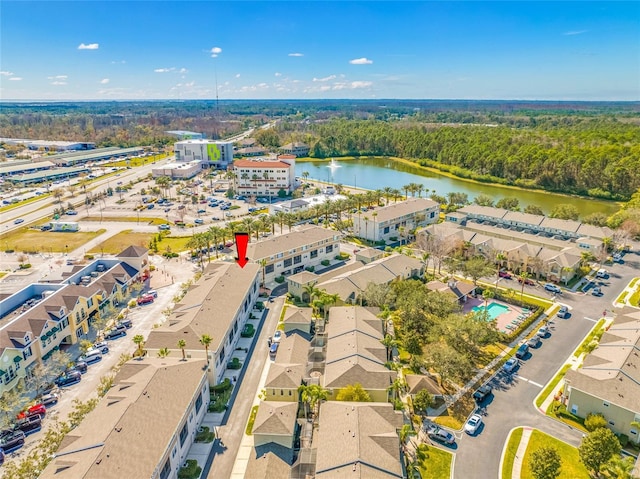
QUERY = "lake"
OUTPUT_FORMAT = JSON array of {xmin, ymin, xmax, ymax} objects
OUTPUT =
[{"xmin": 295, "ymin": 157, "xmax": 620, "ymax": 217}]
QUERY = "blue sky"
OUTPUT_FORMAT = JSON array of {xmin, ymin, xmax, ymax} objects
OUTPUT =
[{"xmin": 1, "ymin": 1, "xmax": 638, "ymax": 101}]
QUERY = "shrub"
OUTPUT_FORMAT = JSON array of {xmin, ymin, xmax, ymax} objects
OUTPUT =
[
  {"xmin": 84, "ymin": 254, "xmax": 94, "ymax": 260},
  {"xmin": 618, "ymin": 433, "xmax": 629, "ymax": 447},
  {"xmin": 178, "ymin": 459, "xmax": 201, "ymax": 479},
  {"xmin": 19, "ymin": 263, "xmax": 32, "ymax": 269},
  {"xmin": 275, "ymin": 275, "xmax": 285, "ymax": 284},
  {"xmin": 584, "ymin": 412, "xmax": 607, "ymax": 431},
  {"xmin": 305, "ymin": 265, "xmax": 315, "ymax": 272},
  {"xmin": 227, "ymin": 357, "xmax": 242, "ymax": 369},
  {"xmin": 210, "ymin": 378, "xmax": 232, "ymax": 393},
  {"xmin": 321, "ymin": 259, "xmax": 330, "ymax": 266},
  {"xmin": 255, "ymin": 301, "xmax": 264, "ymax": 311}
]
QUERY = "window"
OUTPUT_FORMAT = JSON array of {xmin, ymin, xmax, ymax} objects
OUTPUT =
[
  {"xmin": 326, "ymin": 244, "xmax": 333, "ymax": 253},
  {"xmin": 160, "ymin": 459, "xmax": 171, "ymax": 479},
  {"xmin": 293, "ymin": 255, "xmax": 301, "ymax": 264},
  {"xmin": 280, "ymin": 389, "xmax": 284, "ymax": 396},
  {"xmin": 265, "ymin": 264, "xmax": 274, "ymax": 274},
  {"xmin": 608, "ymin": 420, "xmax": 615, "ymax": 426},
  {"xmin": 179, "ymin": 423, "xmax": 189, "ymax": 447},
  {"xmin": 284, "ymin": 258, "xmax": 292, "ymax": 267},
  {"xmin": 310, "ymin": 249, "xmax": 318, "ymax": 259},
  {"xmin": 384, "ymin": 226, "xmax": 390, "ymax": 234},
  {"xmin": 603, "ymin": 401, "xmax": 610, "ymax": 407}
]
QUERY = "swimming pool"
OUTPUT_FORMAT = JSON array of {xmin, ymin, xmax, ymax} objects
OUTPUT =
[{"xmin": 472, "ymin": 302, "xmax": 510, "ymax": 321}]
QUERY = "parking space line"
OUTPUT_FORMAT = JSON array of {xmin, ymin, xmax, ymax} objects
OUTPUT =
[
  {"xmin": 515, "ymin": 375, "xmax": 543, "ymax": 388},
  {"xmin": 583, "ymin": 317, "xmax": 598, "ymax": 322}
]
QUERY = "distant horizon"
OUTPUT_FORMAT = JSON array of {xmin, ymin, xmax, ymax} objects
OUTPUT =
[{"xmin": 1, "ymin": 2, "xmax": 638, "ymax": 101}]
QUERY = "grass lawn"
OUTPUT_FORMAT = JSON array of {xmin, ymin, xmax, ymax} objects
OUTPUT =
[
  {"xmin": 419, "ymin": 444, "xmax": 453, "ymax": 479},
  {"xmin": 89, "ymin": 231, "xmax": 192, "ymax": 255},
  {"xmin": 0, "ymin": 228, "xmax": 106, "ymax": 253},
  {"xmin": 434, "ymin": 394, "xmax": 475, "ymax": 430},
  {"xmin": 82, "ymin": 216, "xmax": 170, "ymax": 225},
  {"xmin": 0, "ymin": 272, "xmax": 7, "ymax": 278},
  {"xmin": 535, "ymin": 364, "xmax": 571, "ymax": 408},
  {"xmin": 501, "ymin": 427, "xmax": 523, "ymax": 479},
  {"xmin": 616, "ymin": 291, "xmax": 628, "ymax": 304},
  {"xmin": 521, "ymin": 430, "xmax": 590, "ymax": 479},
  {"xmin": 574, "ymin": 319, "xmax": 605, "ymax": 358}
]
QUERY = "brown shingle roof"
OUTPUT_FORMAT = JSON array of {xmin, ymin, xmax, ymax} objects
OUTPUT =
[
  {"xmin": 116, "ymin": 245, "xmax": 148, "ymax": 258},
  {"xmin": 252, "ymin": 401, "xmax": 298, "ymax": 436},
  {"xmin": 247, "ymin": 225, "xmax": 340, "ymax": 261},
  {"xmin": 244, "ymin": 451, "xmax": 291, "ymax": 479}
]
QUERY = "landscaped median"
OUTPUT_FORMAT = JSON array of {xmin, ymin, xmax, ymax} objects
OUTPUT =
[{"xmin": 500, "ymin": 428, "xmax": 589, "ymax": 479}]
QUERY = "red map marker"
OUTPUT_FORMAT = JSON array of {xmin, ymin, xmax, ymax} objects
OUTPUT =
[{"xmin": 234, "ymin": 232, "xmax": 249, "ymax": 268}]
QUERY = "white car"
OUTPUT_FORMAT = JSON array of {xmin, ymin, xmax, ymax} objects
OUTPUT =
[
  {"xmin": 272, "ymin": 330, "xmax": 283, "ymax": 343},
  {"xmin": 503, "ymin": 357, "xmax": 518, "ymax": 373},
  {"xmin": 464, "ymin": 414, "xmax": 483, "ymax": 435}
]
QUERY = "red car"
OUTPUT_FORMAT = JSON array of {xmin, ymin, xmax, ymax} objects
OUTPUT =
[
  {"xmin": 137, "ymin": 294, "xmax": 154, "ymax": 305},
  {"xmin": 517, "ymin": 277, "xmax": 535, "ymax": 286},
  {"xmin": 498, "ymin": 270, "xmax": 512, "ymax": 279},
  {"xmin": 17, "ymin": 403, "xmax": 46, "ymax": 420}
]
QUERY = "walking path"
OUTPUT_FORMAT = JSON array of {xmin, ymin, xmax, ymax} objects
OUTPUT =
[{"xmin": 511, "ymin": 427, "xmax": 533, "ymax": 479}]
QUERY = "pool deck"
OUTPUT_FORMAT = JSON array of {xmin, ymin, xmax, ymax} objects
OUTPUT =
[{"xmin": 464, "ymin": 298, "xmax": 531, "ymax": 333}]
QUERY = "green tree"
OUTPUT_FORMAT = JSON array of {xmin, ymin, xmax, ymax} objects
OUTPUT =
[
  {"xmin": 550, "ymin": 204, "xmax": 580, "ymax": 220},
  {"xmin": 524, "ymin": 204, "xmax": 545, "ymax": 215},
  {"xmin": 463, "ymin": 256, "xmax": 494, "ymax": 286},
  {"xmin": 599, "ymin": 455, "xmax": 636, "ymax": 479},
  {"xmin": 579, "ymin": 427, "xmax": 622, "ymax": 475},
  {"xmin": 584, "ymin": 412, "xmax": 608, "ymax": 431},
  {"xmin": 530, "ymin": 446, "xmax": 562, "ymax": 479},
  {"xmin": 178, "ymin": 339, "xmax": 187, "ymax": 361},
  {"xmin": 199, "ymin": 334, "xmax": 213, "ymax": 362},
  {"xmin": 335, "ymin": 383, "xmax": 372, "ymax": 402},
  {"xmin": 157, "ymin": 347, "xmax": 170, "ymax": 358},
  {"xmin": 133, "ymin": 334, "xmax": 145, "ymax": 358},
  {"xmin": 413, "ymin": 389, "xmax": 434, "ymax": 415},
  {"xmin": 298, "ymin": 384, "xmax": 329, "ymax": 421},
  {"xmin": 474, "ymin": 194, "xmax": 494, "ymax": 207},
  {"xmin": 496, "ymin": 196, "xmax": 520, "ymax": 211}
]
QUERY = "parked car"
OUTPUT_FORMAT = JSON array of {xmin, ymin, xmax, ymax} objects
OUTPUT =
[
  {"xmin": 73, "ymin": 361, "xmax": 88, "ymax": 374},
  {"xmin": 55, "ymin": 371, "xmax": 81, "ymax": 387},
  {"xmin": 503, "ymin": 357, "xmax": 519, "ymax": 373},
  {"xmin": 79, "ymin": 349, "xmax": 102, "ymax": 365},
  {"xmin": 425, "ymin": 424, "xmax": 455, "ymax": 445},
  {"xmin": 269, "ymin": 342, "xmax": 279, "ymax": 359},
  {"xmin": 515, "ymin": 343, "xmax": 529, "ymax": 359},
  {"xmin": 591, "ymin": 286, "xmax": 603, "ymax": 296},
  {"xmin": 0, "ymin": 446, "xmax": 5, "ymax": 466},
  {"xmin": 158, "ymin": 224, "xmax": 171, "ymax": 231},
  {"xmin": 527, "ymin": 336, "xmax": 541, "ymax": 348},
  {"xmin": 105, "ymin": 328, "xmax": 127, "ymax": 340},
  {"xmin": 93, "ymin": 341, "xmax": 109, "ymax": 354},
  {"xmin": 137, "ymin": 294, "xmax": 154, "ymax": 305},
  {"xmin": 498, "ymin": 270, "xmax": 512, "ymax": 279},
  {"xmin": 557, "ymin": 306, "xmax": 569, "ymax": 318},
  {"xmin": 537, "ymin": 326, "xmax": 550, "ymax": 338},
  {"xmin": 272, "ymin": 330, "xmax": 283, "ymax": 343},
  {"xmin": 15, "ymin": 415, "xmax": 42, "ymax": 436},
  {"xmin": 544, "ymin": 283, "xmax": 561, "ymax": 294},
  {"xmin": 473, "ymin": 384, "xmax": 493, "ymax": 403},
  {"xmin": 464, "ymin": 414, "xmax": 483, "ymax": 435},
  {"xmin": 13, "ymin": 218, "xmax": 24, "ymax": 224},
  {"xmin": 40, "ymin": 393, "xmax": 59, "ymax": 407},
  {"xmin": 18, "ymin": 403, "xmax": 46, "ymax": 419},
  {"xmin": 517, "ymin": 276, "xmax": 535, "ymax": 286},
  {"xmin": 118, "ymin": 318, "xmax": 132, "ymax": 329},
  {"xmin": 65, "ymin": 210, "xmax": 78, "ymax": 215},
  {"xmin": 596, "ymin": 268, "xmax": 608, "ymax": 279},
  {"xmin": 0, "ymin": 430, "xmax": 25, "ymax": 452},
  {"xmin": 194, "ymin": 218, "xmax": 204, "ymax": 225},
  {"xmin": 146, "ymin": 290, "xmax": 158, "ymax": 298}
]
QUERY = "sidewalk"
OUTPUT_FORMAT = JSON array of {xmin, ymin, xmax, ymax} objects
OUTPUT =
[{"xmin": 511, "ymin": 427, "xmax": 534, "ymax": 479}]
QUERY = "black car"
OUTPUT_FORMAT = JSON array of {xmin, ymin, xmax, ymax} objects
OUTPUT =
[
  {"xmin": 424, "ymin": 424, "xmax": 455, "ymax": 445},
  {"xmin": 55, "ymin": 371, "xmax": 81, "ymax": 387},
  {"xmin": 515, "ymin": 343, "xmax": 530, "ymax": 359},
  {"xmin": 105, "ymin": 328, "xmax": 127, "ymax": 340},
  {"xmin": 118, "ymin": 318, "xmax": 132, "ymax": 329},
  {"xmin": 473, "ymin": 384, "xmax": 493, "ymax": 403},
  {"xmin": 0, "ymin": 430, "xmax": 25, "ymax": 453},
  {"xmin": 72, "ymin": 361, "xmax": 88, "ymax": 374},
  {"xmin": 0, "ymin": 446, "xmax": 5, "ymax": 466},
  {"xmin": 15, "ymin": 415, "xmax": 42, "ymax": 436}
]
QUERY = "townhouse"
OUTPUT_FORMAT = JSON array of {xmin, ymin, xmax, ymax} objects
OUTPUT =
[
  {"xmin": 264, "ymin": 331, "xmax": 310, "ymax": 402},
  {"xmin": 144, "ymin": 262, "xmax": 260, "ymax": 385},
  {"xmin": 40, "ymin": 358, "xmax": 210, "ymax": 479},
  {"xmin": 279, "ymin": 142, "xmax": 310, "ymax": 157},
  {"xmin": 247, "ymin": 225, "xmax": 342, "ymax": 284},
  {"xmin": 563, "ymin": 307, "xmax": 640, "ymax": 443},
  {"xmin": 353, "ymin": 197, "xmax": 439, "ymax": 243},
  {"xmin": 233, "ymin": 155, "xmax": 296, "ymax": 197},
  {"xmin": 324, "ymin": 307, "xmax": 395, "ymax": 402},
  {"xmin": 0, "ymin": 250, "xmax": 144, "ymax": 396}
]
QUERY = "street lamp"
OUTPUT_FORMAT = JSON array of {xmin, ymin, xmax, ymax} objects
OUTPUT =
[{"xmin": 65, "ymin": 244, "xmax": 68, "ymax": 256}]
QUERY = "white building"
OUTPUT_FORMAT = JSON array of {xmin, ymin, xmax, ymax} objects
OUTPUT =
[
  {"xmin": 233, "ymin": 155, "xmax": 296, "ymax": 198},
  {"xmin": 269, "ymin": 194, "xmax": 347, "ymax": 215},
  {"xmin": 174, "ymin": 139, "xmax": 234, "ymax": 170},
  {"xmin": 152, "ymin": 160, "xmax": 202, "ymax": 179},
  {"xmin": 353, "ymin": 198, "xmax": 440, "ymax": 243}
]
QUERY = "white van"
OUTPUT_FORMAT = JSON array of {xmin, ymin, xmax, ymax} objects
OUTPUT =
[{"xmin": 596, "ymin": 268, "xmax": 607, "ymax": 279}]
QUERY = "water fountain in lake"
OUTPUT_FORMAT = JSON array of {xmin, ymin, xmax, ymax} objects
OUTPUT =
[{"xmin": 326, "ymin": 158, "xmax": 341, "ymax": 169}]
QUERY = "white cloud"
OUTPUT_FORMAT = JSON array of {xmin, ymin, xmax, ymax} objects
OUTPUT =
[
  {"xmin": 211, "ymin": 46, "xmax": 222, "ymax": 58},
  {"xmin": 563, "ymin": 30, "xmax": 587, "ymax": 36},
  {"xmin": 313, "ymin": 75, "xmax": 336, "ymax": 82},
  {"xmin": 111, "ymin": 60, "xmax": 126, "ymax": 64},
  {"xmin": 274, "ymin": 72, "xmax": 282, "ymax": 77},
  {"xmin": 51, "ymin": 81, "xmax": 67, "ymax": 86},
  {"xmin": 179, "ymin": 68, "xmax": 188, "ymax": 74},
  {"xmin": 0, "ymin": 71, "xmax": 14, "ymax": 76},
  {"xmin": 154, "ymin": 68, "xmax": 174, "ymax": 73},
  {"xmin": 100, "ymin": 78, "xmax": 110, "ymax": 84},
  {"xmin": 235, "ymin": 73, "xmax": 241, "ymax": 78},
  {"xmin": 78, "ymin": 43, "xmax": 99, "ymax": 50},
  {"xmin": 48, "ymin": 75, "xmax": 68, "ymax": 80},
  {"xmin": 9, "ymin": 77, "xmax": 22, "ymax": 81},
  {"xmin": 350, "ymin": 81, "xmax": 373, "ymax": 88},
  {"xmin": 288, "ymin": 53, "xmax": 304, "ymax": 57},
  {"xmin": 349, "ymin": 57, "xmax": 373, "ymax": 65}
]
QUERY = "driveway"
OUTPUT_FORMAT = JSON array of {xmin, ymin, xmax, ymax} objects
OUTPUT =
[{"xmin": 452, "ymin": 250, "xmax": 639, "ymax": 479}]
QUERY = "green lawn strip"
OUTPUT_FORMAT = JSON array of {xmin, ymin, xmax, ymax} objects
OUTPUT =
[
  {"xmin": 82, "ymin": 216, "xmax": 169, "ymax": 225},
  {"xmin": 0, "ymin": 228, "xmax": 106, "ymax": 253},
  {"xmin": 546, "ymin": 402, "xmax": 588, "ymax": 432},
  {"xmin": 521, "ymin": 430, "xmax": 590, "ymax": 479},
  {"xmin": 0, "ymin": 272, "xmax": 7, "ymax": 278},
  {"xmin": 628, "ymin": 289, "xmax": 640, "ymax": 307},
  {"xmin": 630, "ymin": 277, "xmax": 639, "ymax": 289},
  {"xmin": 616, "ymin": 291, "xmax": 628, "ymax": 304},
  {"xmin": 0, "ymin": 193, "xmax": 54, "ymax": 213},
  {"xmin": 574, "ymin": 319, "xmax": 605, "ymax": 358},
  {"xmin": 88, "ymin": 231, "xmax": 192, "ymax": 255},
  {"xmin": 419, "ymin": 444, "xmax": 453, "ymax": 479},
  {"xmin": 535, "ymin": 364, "xmax": 571, "ymax": 408},
  {"xmin": 245, "ymin": 405, "xmax": 259, "ymax": 435},
  {"xmin": 501, "ymin": 427, "xmax": 523, "ymax": 479}
]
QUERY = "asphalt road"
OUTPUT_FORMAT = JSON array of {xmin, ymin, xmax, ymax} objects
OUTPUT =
[{"xmin": 451, "ymin": 249, "xmax": 640, "ymax": 479}]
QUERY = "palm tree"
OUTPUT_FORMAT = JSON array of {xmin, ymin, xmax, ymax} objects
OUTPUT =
[
  {"xmin": 298, "ymin": 384, "xmax": 329, "ymax": 421},
  {"xmin": 482, "ymin": 289, "xmax": 495, "ymax": 309},
  {"xmin": 157, "ymin": 347, "xmax": 170, "ymax": 358},
  {"xmin": 208, "ymin": 226, "xmax": 224, "ymax": 258},
  {"xmin": 303, "ymin": 283, "xmax": 321, "ymax": 305},
  {"xmin": 320, "ymin": 292, "xmax": 340, "ymax": 320},
  {"xmin": 399, "ymin": 424, "xmax": 416, "ymax": 456},
  {"xmin": 302, "ymin": 171, "xmax": 309, "ymax": 182},
  {"xmin": 133, "ymin": 334, "xmax": 145, "ymax": 359},
  {"xmin": 259, "ymin": 259, "xmax": 268, "ymax": 287},
  {"xmin": 402, "ymin": 184, "xmax": 412, "ymax": 199},
  {"xmin": 495, "ymin": 252, "xmax": 507, "ymax": 291},
  {"xmin": 199, "ymin": 334, "xmax": 213, "ymax": 362},
  {"xmin": 381, "ymin": 334, "xmax": 398, "ymax": 361},
  {"xmin": 177, "ymin": 339, "xmax": 187, "ymax": 361},
  {"xmin": 518, "ymin": 271, "xmax": 531, "ymax": 299}
]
